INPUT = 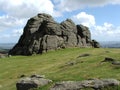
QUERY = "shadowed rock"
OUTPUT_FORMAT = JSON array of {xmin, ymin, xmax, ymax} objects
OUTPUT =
[
  {"xmin": 9, "ymin": 13, "xmax": 100, "ymax": 55},
  {"xmin": 101, "ymin": 57, "xmax": 120, "ymax": 68},
  {"xmin": 102, "ymin": 57, "xmax": 115, "ymax": 62},
  {"xmin": 92, "ymin": 40, "xmax": 101, "ymax": 48}
]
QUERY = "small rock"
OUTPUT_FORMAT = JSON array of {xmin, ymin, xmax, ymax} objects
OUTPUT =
[
  {"xmin": 112, "ymin": 61, "xmax": 120, "ymax": 65},
  {"xmin": 66, "ymin": 61, "xmax": 76, "ymax": 66},
  {"xmin": 102, "ymin": 57, "xmax": 115, "ymax": 62},
  {"xmin": 77, "ymin": 53, "xmax": 90, "ymax": 58},
  {"xmin": 20, "ymin": 74, "xmax": 26, "ymax": 78},
  {"xmin": 30, "ymin": 74, "xmax": 45, "ymax": 78}
]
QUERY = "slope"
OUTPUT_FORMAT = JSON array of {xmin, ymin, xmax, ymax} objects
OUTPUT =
[{"xmin": 0, "ymin": 48, "xmax": 120, "ymax": 90}]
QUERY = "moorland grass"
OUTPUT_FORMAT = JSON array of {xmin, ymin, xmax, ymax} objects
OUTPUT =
[{"xmin": 0, "ymin": 48, "xmax": 120, "ymax": 90}]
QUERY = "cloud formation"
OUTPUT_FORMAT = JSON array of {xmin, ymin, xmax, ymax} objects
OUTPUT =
[
  {"xmin": 0, "ymin": 15, "xmax": 25, "ymax": 31},
  {"xmin": 56, "ymin": 0, "xmax": 120, "ymax": 12},
  {"xmin": 91, "ymin": 23, "xmax": 120, "ymax": 41},
  {"xmin": 0, "ymin": 28, "xmax": 23, "ymax": 43},
  {"xmin": 72, "ymin": 12, "xmax": 95, "ymax": 27},
  {"xmin": 0, "ymin": 0, "xmax": 58, "ymax": 18},
  {"xmin": 71, "ymin": 12, "xmax": 120, "ymax": 41},
  {"xmin": 0, "ymin": 0, "xmax": 120, "ymax": 42}
]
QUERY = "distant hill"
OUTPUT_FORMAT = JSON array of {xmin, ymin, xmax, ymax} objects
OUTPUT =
[
  {"xmin": 100, "ymin": 41, "xmax": 120, "ymax": 48},
  {"xmin": 0, "ymin": 43, "xmax": 15, "ymax": 53},
  {"xmin": 0, "ymin": 43, "xmax": 15, "ymax": 49}
]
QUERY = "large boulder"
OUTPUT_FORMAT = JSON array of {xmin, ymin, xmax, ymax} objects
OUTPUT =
[
  {"xmin": 51, "ymin": 79, "xmax": 119, "ymax": 90},
  {"xmin": 16, "ymin": 74, "xmax": 52, "ymax": 90},
  {"xmin": 9, "ymin": 13, "xmax": 100, "ymax": 55}
]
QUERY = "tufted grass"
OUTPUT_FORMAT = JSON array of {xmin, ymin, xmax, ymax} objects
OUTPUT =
[{"xmin": 0, "ymin": 48, "xmax": 120, "ymax": 90}]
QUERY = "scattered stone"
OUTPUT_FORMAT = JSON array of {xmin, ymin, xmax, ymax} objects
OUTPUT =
[
  {"xmin": 66, "ymin": 61, "xmax": 76, "ymax": 66},
  {"xmin": 60, "ymin": 61, "xmax": 76, "ymax": 68},
  {"xmin": 9, "ymin": 13, "xmax": 100, "ymax": 55},
  {"xmin": 50, "ymin": 79, "xmax": 119, "ymax": 90},
  {"xmin": 20, "ymin": 74, "xmax": 26, "ymax": 78},
  {"xmin": 16, "ymin": 74, "xmax": 52, "ymax": 90},
  {"xmin": 112, "ymin": 61, "xmax": 120, "ymax": 69},
  {"xmin": 101, "ymin": 57, "xmax": 120, "ymax": 68},
  {"xmin": 112, "ymin": 61, "xmax": 120, "ymax": 65},
  {"xmin": 60, "ymin": 60, "xmax": 84, "ymax": 68},
  {"xmin": 102, "ymin": 57, "xmax": 115, "ymax": 62},
  {"xmin": 77, "ymin": 53, "xmax": 91, "ymax": 58}
]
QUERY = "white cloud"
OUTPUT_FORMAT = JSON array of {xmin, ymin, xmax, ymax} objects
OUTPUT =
[
  {"xmin": 0, "ymin": 29, "xmax": 23, "ymax": 43},
  {"xmin": 12, "ymin": 29, "xmax": 23, "ymax": 37},
  {"xmin": 0, "ymin": 15, "xmax": 26, "ymax": 31},
  {"xmin": 71, "ymin": 12, "xmax": 120, "ymax": 41},
  {"xmin": 0, "ymin": 12, "xmax": 24, "ymax": 43},
  {"xmin": 91, "ymin": 22, "xmax": 120, "ymax": 41},
  {"xmin": 0, "ymin": 29, "xmax": 23, "ymax": 38},
  {"xmin": 56, "ymin": 0, "xmax": 120, "ymax": 12},
  {"xmin": 72, "ymin": 12, "xmax": 95, "ymax": 27},
  {"xmin": 0, "ymin": 0, "xmax": 60, "ymax": 18}
]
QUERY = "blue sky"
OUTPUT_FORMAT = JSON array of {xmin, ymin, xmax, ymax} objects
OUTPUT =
[{"xmin": 0, "ymin": 0, "xmax": 120, "ymax": 43}]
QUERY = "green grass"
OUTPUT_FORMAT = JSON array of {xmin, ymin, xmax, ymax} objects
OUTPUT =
[{"xmin": 0, "ymin": 48, "xmax": 120, "ymax": 90}]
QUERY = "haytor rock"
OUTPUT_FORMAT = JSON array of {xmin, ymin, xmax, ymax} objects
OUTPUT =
[{"xmin": 9, "ymin": 13, "xmax": 100, "ymax": 55}]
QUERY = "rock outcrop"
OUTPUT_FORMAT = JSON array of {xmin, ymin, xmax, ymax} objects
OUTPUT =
[
  {"xmin": 9, "ymin": 13, "xmax": 100, "ymax": 55},
  {"xmin": 16, "ymin": 74, "xmax": 52, "ymax": 90},
  {"xmin": 51, "ymin": 79, "xmax": 119, "ymax": 90}
]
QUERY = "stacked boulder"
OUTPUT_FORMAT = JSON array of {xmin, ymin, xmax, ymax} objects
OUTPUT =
[{"xmin": 9, "ymin": 13, "xmax": 100, "ymax": 55}]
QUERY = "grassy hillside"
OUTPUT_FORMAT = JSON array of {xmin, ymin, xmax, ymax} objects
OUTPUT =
[{"xmin": 0, "ymin": 48, "xmax": 120, "ymax": 90}]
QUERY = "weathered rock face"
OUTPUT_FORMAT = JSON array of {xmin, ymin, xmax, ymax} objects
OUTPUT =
[{"xmin": 9, "ymin": 13, "xmax": 100, "ymax": 55}]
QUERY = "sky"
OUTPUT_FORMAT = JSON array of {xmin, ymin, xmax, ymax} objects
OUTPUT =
[{"xmin": 0, "ymin": 0, "xmax": 120, "ymax": 43}]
